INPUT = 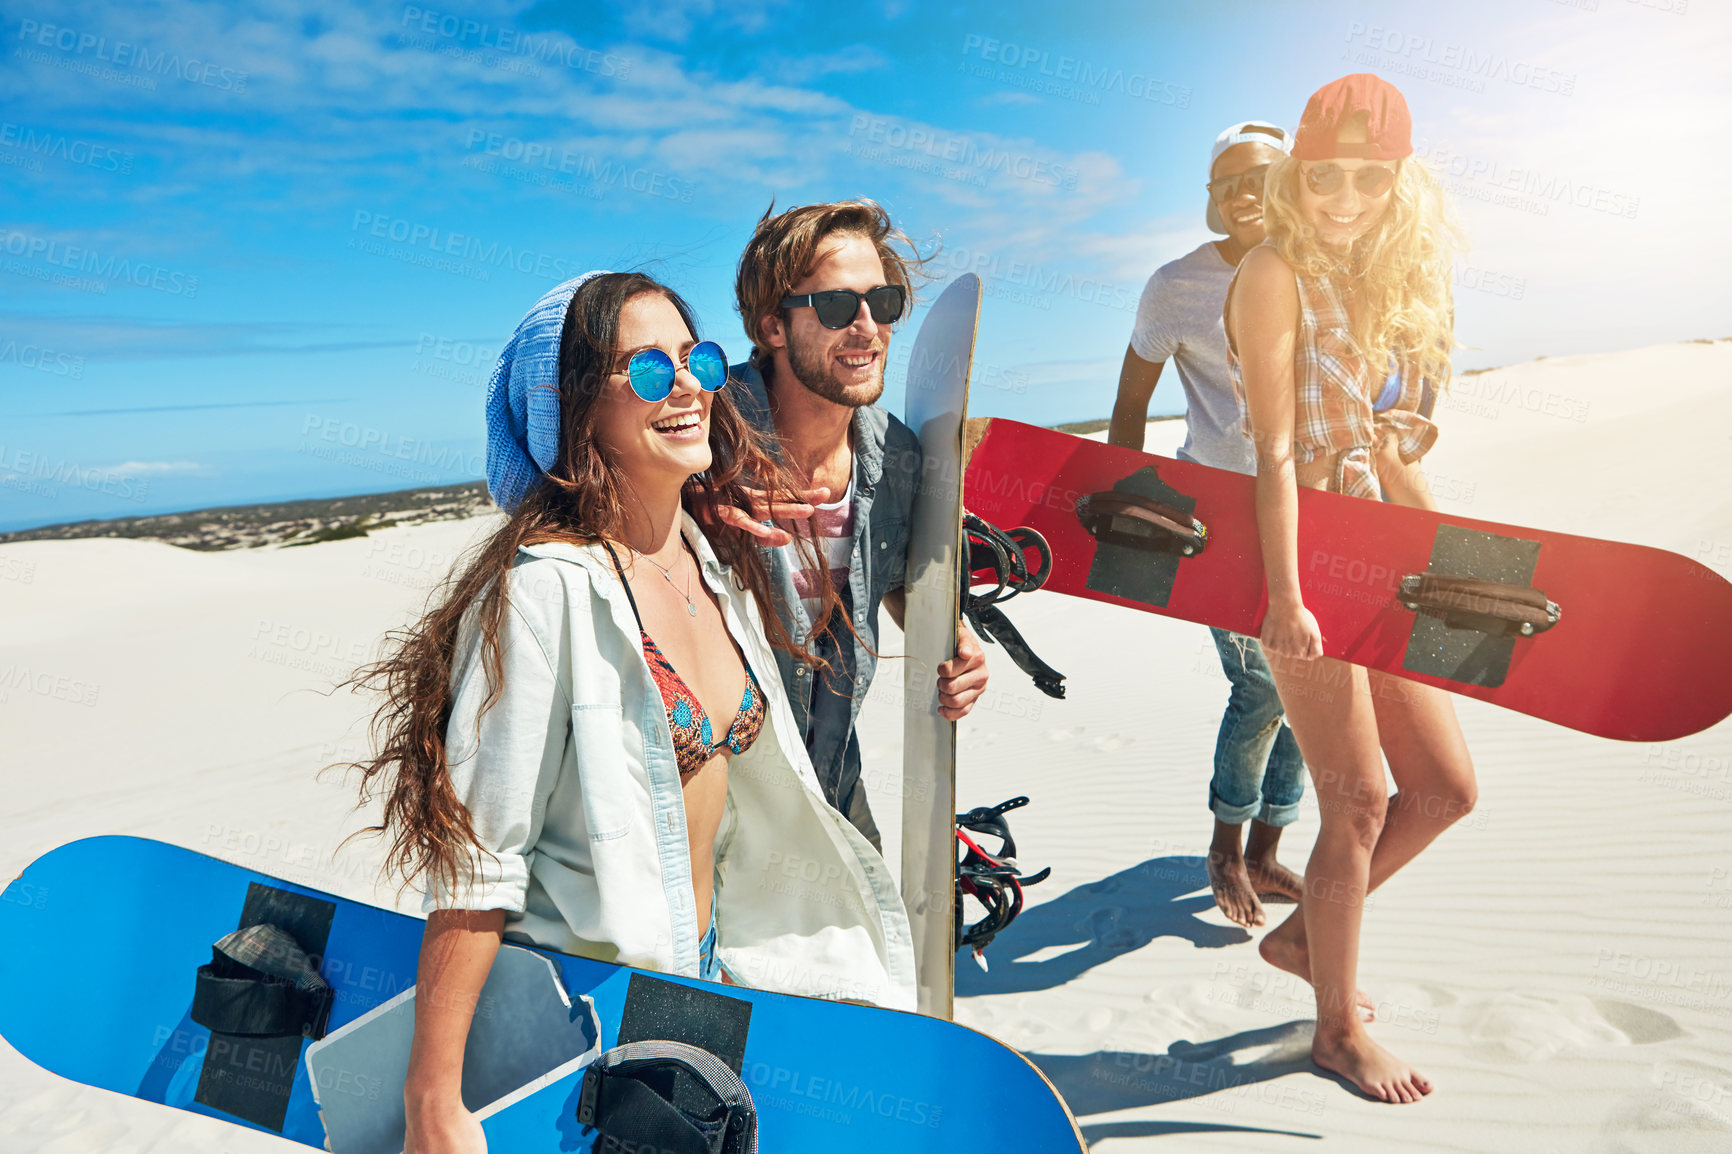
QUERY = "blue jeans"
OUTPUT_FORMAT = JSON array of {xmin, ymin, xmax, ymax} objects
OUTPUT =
[{"xmin": 1208, "ymin": 627, "xmax": 1305, "ymax": 827}]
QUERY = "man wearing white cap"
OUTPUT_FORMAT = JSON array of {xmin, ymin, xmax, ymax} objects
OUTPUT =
[{"xmin": 1108, "ymin": 120, "xmax": 1305, "ymax": 929}]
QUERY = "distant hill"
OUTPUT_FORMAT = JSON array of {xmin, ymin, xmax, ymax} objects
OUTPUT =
[{"xmin": 0, "ymin": 482, "xmax": 494, "ymax": 552}]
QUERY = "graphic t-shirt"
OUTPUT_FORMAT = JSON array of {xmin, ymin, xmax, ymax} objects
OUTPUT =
[{"xmin": 775, "ymin": 479, "xmax": 855, "ymax": 634}]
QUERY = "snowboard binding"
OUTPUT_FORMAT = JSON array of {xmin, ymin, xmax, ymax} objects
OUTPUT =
[
  {"xmin": 1398, "ymin": 573, "xmax": 1561, "ymax": 637},
  {"xmin": 955, "ymin": 796, "xmax": 1051, "ymax": 971},
  {"xmin": 963, "ymin": 513, "xmax": 1066, "ymax": 698},
  {"xmin": 1076, "ymin": 489, "xmax": 1209, "ymax": 557}
]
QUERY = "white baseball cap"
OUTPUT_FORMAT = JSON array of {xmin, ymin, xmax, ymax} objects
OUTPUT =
[{"xmin": 1206, "ymin": 120, "xmax": 1291, "ymax": 234}]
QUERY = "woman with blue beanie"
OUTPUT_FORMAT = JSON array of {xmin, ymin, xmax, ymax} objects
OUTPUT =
[{"xmin": 342, "ymin": 271, "xmax": 914, "ymax": 1152}]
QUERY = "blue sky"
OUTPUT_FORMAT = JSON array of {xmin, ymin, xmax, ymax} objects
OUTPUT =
[{"xmin": 2, "ymin": 0, "xmax": 1725, "ymax": 530}]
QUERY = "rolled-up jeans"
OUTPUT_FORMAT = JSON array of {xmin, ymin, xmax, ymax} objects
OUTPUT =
[{"xmin": 1207, "ymin": 627, "xmax": 1305, "ymax": 827}]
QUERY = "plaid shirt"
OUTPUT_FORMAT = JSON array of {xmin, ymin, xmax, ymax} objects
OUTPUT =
[{"xmin": 1231, "ymin": 254, "xmax": 1438, "ymax": 499}]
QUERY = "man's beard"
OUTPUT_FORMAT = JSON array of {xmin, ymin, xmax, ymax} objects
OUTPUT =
[{"xmin": 787, "ymin": 327, "xmax": 885, "ymax": 408}]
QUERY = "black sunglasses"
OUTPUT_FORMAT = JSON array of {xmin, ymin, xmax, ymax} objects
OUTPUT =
[
  {"xmin": 1302, "ymin": 162, "xmax": 1397, "ymax": 198},
  {"xmin": 1207, "ymin": 164, "xmax": 1271, "ymax": 203},
  {"xmin": 779, "ymin": 284, "xmax": 906, "ymax": 330}
]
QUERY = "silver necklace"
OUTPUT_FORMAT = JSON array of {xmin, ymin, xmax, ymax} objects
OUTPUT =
[{"xmin": 639, "ymin": 542, "xmax": 697, "ymax": 617}]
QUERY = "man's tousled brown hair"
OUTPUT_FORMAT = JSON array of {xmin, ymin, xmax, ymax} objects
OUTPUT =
[{"xmin": 734, "ymin": 199, "xmax": 931, "ymax": 368}]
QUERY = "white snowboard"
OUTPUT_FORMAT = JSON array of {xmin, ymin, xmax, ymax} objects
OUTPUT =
[
  {"xmin": 304, "ymin": 945, "xmax": 600, "ymax": 1154},
  {"xmin": 899, "ymin": 273, "xmax": 981, "ymax": 1020}
]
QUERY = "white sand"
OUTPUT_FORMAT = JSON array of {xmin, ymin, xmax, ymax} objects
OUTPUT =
[{"xmin": 4, "ymin": 340, "xmax": 1731, "ymax": 1151}]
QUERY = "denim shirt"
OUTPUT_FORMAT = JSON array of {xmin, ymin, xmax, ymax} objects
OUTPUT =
[
  {"xmin": 729, "ymin": 361, "xmax": 921, "ymax": 816},
  {"xmin": 425, "ymin": 512, "xmax": 916, "ymax": 1008}
]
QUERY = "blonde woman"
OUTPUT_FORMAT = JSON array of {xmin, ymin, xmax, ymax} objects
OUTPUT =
[{"xmin": 1225, "ymin": 74, "xmax": 1476, "ymax": 1102}]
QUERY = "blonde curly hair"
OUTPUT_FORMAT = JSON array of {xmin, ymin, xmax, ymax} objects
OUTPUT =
[{"xmin": 1260, "ymin": 154, "xmax": 1464, "ymax": 392}]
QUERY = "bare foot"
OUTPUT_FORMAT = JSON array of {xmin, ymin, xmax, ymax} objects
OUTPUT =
[
  {"xmin": 1258, "ymin": 919, "xmax": 1376, "ymax": 1020},
  {"xmin": 1245, "ymin": 853, "xmax": 1303, "ymax": 903},
  {"xmin": 1207, "ymin": 850, "xmax": 1265, "ymax": 927},
  {"xmin": 1312, "ymin": 1030, "xmax": 1434, "ymax": 1103}
]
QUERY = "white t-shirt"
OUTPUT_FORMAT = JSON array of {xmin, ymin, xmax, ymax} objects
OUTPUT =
[{"xmin": 1129, "ymin": 241, "xmax": 1257, "ymax": 475}]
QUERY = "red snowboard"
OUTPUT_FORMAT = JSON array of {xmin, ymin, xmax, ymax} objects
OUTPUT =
[{"xmin": 964, "ymin": 419, "xmax": 1732, "ymax": 742}]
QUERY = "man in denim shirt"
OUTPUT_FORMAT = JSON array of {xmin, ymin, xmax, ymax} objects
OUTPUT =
[{"xmin": 722, "ymin": 200, "xmax": 990, "ymax": 849}]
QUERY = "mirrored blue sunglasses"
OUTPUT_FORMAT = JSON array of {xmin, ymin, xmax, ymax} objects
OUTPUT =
[{"xmin": 625, "ymin": 340, "xmax": 728, "ymax": 402}]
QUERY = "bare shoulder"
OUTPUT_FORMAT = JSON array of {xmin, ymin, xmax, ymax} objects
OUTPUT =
[
  {"xmin": 1235, "ymin": 244, "xmax": 1297, "ymax": 296},
  {"xmin": 1230, "ymin": 245, "xmax": 1299, "ymax": 331}
]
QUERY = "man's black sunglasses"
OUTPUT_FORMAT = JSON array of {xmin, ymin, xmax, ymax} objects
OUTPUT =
[
  {"xmin": 1207, "ymin": 164, "xmax": 1271, "ymax": 204},
  {"xmin": 779, "ymin": 284, "xmax": 907, "ymax": 330}
]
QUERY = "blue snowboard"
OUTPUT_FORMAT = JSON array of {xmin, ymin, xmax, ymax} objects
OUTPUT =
[{"xmin": 0, "ymin": 836, "xmax": 1084, "ymax": 1152}]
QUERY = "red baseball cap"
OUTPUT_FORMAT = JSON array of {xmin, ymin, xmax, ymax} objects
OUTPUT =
[{"xmin": 1291, "ymin": 73, "xmax": 1413, "ymax": 161}]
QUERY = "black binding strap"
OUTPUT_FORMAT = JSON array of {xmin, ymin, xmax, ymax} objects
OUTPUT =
[
  {"xmin": 190, "ymin": 965, "xmax": 332, "ymax": 1039},
  {"xmin": 962, "ymin": 513, "xmax": 1066, "ymax": 699},
  {"xmin": 955, "ymin": 797, "xmax": 1051, "ymax": 963},
  {"xmin": 965, "ymin": 603, "xmax": 1066, "ymax": 699},
  {"xmin": 191, "ymin": 885, "xmax": 335, "ymax": 1133},
  {"xmin": 578, "ymin": 1040, "xmax": 758, "ymax": 1154}
]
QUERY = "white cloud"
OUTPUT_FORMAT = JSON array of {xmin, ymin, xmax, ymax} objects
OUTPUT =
[{"xmin": 92, "ymin": 460, "xmax": 205, "ymax": 476}]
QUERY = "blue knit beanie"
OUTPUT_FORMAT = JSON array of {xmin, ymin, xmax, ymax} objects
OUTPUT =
[{"xmin": 484, "ymin": 271, "xmax": 609, "ymax": 512}]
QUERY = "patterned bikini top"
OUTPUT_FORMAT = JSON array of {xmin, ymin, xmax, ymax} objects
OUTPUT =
[
  {"xmin": 641, "ymin": 631, "xmax": 766, "ymax": 777},
  {"xmin": 602, "ymin": 539, "xmax": 767, "ymax": 777}
]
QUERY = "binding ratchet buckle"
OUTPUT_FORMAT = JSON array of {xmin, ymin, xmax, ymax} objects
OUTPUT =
[
  {"xmin": 1398, "ymin": 574, "xmax": 1561, "ymax": 637},
  {"xmin": 1076, "ymin": 491, "xmax": 1208, "ymax": 556}
]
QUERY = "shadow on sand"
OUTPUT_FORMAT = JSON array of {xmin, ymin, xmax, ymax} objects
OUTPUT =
[
  {"xmin": 1030, "ymin": 1021, "xmax": 1328, "ymax": 1143},
  {"xmin": 956, "ymin": 855, "xmax": 1248, "ymax": 997}
]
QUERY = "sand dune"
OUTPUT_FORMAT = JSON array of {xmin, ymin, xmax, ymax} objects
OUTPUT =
[{"xmin": 3, "ymin": 340, "xmax": 1730, "ymax": 1151}]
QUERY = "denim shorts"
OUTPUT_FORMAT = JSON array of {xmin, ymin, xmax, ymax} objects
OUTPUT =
[{"xmin": 698, "ymin": 895, "xmax": 721, "ymax": 981}]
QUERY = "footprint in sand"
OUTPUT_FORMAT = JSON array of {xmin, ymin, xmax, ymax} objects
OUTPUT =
[
  {"xmin": 1459, "ymin": 992, "xmax": 1682, "ymax": 1064},
  {"xmin": 1090, "ymin": 734, "xmax": 1135, "ymax": 752},
  {"xmin": 1046, "ymin": 726, "xmax": 1087, "ymax": 741},
  {"xmin": 1589, "ymin": 998, "xmax": 1688, "ymax": 1045},
  {"xmin": 1084, "ymin": 906, "xmax": 1138, "ymax": 950}
]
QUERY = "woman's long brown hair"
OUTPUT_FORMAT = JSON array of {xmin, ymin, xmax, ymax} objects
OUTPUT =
[{"xmin": 339, "ymin": 272, "xmax": 839, "ymax": 897}]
